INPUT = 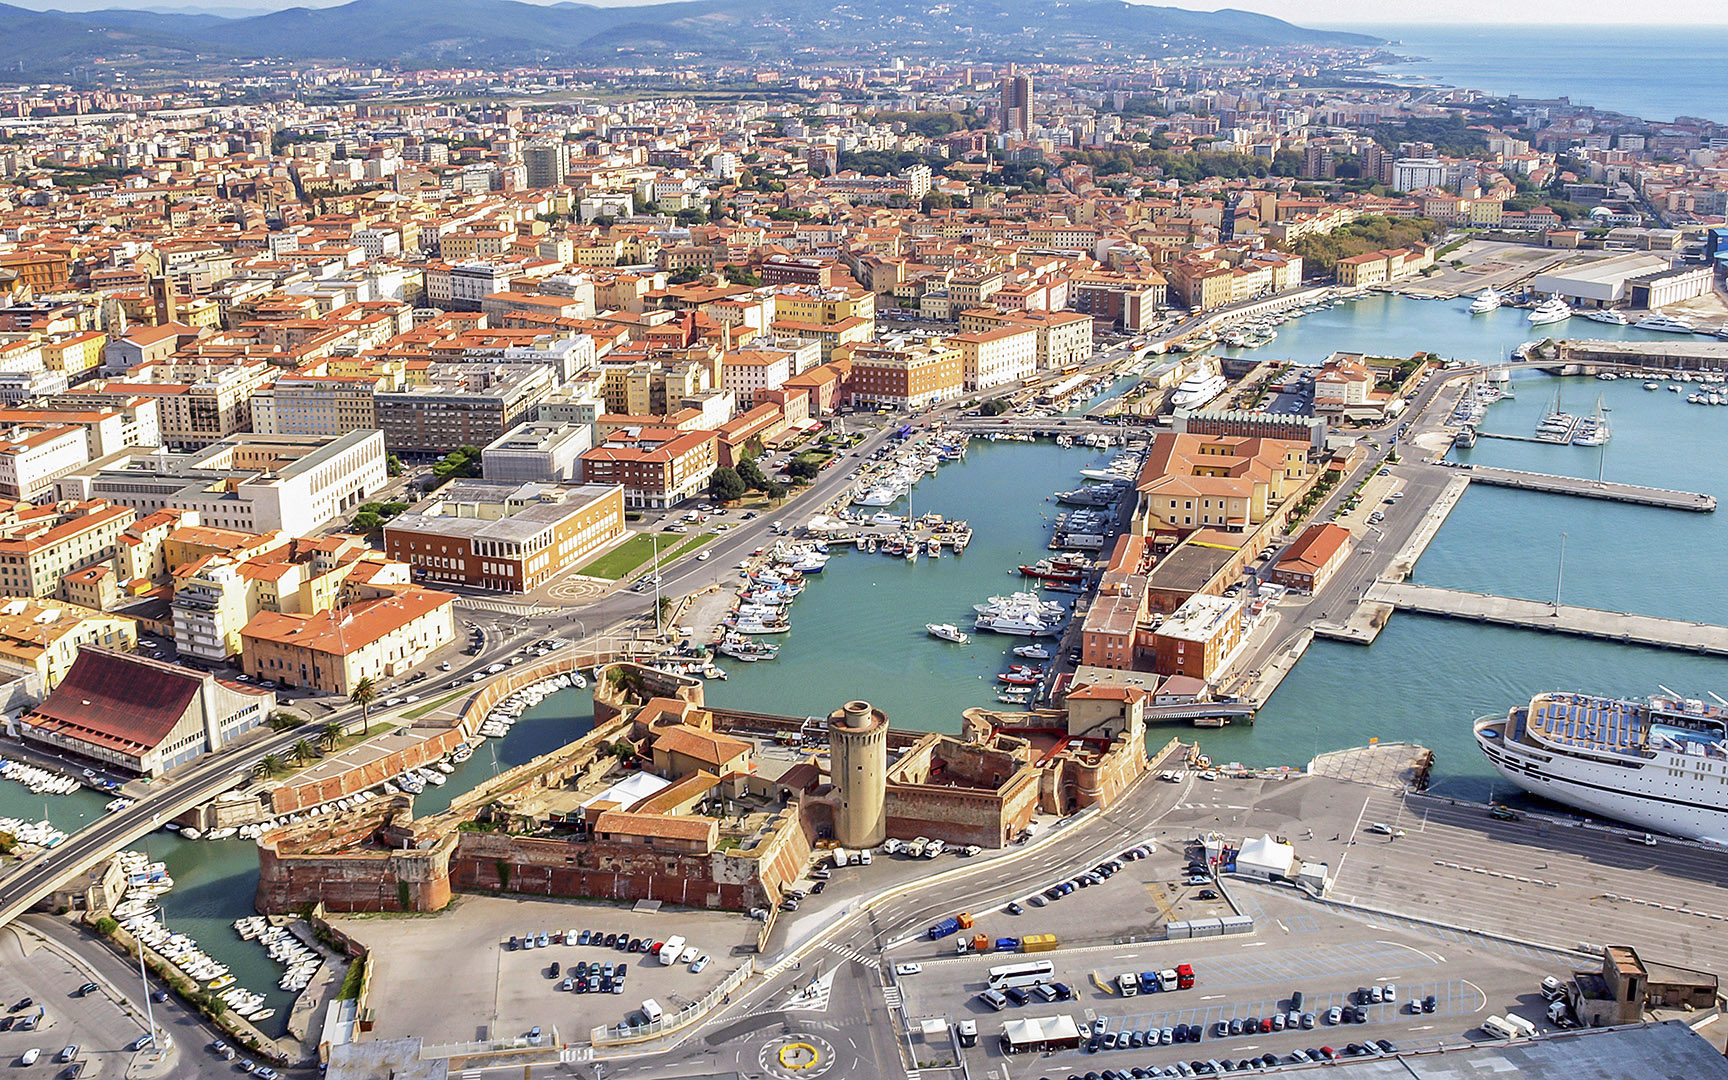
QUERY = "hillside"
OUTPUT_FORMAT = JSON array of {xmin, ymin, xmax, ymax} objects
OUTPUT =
[{"xmin": 7, "ymin": 0, "xmax": 1381, "ymax": 72}]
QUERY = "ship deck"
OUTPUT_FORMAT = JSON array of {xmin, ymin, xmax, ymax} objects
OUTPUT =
[{"xmin": 1529, "ymin": 694, "xmax": 1646, "ymax": 756}]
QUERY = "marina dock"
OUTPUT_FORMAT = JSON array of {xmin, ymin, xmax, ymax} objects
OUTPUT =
[
  {"xmin": 1457, "ymin": 463, "xmax": 1716, "ymax": 511},
  {"xmin": 1364, "ymin": 581, "xmax": 1728, "ymax": 656}
]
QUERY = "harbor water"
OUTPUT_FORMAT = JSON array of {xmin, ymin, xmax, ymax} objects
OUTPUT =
[{"xmin": 3, "ymin": 293, "xmax": 1724, "ymax": 1001}]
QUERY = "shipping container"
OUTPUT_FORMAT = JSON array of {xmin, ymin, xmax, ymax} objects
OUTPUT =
[
  {"xmin": 957, "ymin": 912, "xmax": 975, "ymax": 930},
  {"xmin": 1020, "ymin": 934, "xmax": 1058, "ymax": 953}
]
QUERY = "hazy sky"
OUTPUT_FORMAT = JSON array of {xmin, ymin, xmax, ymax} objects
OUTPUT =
[{"xmin": 17, "ymin": 0, "xmax": 1728, "ymax": 20}]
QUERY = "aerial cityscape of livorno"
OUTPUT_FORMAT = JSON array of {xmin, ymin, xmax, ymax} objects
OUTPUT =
[{"xmin": 0, "ymin": 0, "xmax": 1725, "ymax": 1075}]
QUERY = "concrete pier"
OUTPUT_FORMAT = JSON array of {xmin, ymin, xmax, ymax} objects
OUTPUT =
[
  {"xmin": 1365, "ymin": 581, "xmax": 1728, "ymax": 656},
  {"xmin": 1457, "ymin": 463, "xmax": 1716, "ymax": 511}
]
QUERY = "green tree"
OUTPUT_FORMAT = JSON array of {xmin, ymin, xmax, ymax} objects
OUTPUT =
[
  {"xmin": 385, "ymin": 454, "xmax": 404, "ymax": 477},
  {"xmin": 707, "ymin": 467, "xmax": 748, "ymax": 503},
  {"xmin": 255, "ymin": 754, "xmax": 282, "ymax": 780},
  {"xmin": 292, "ymin": 739, "xmax": 319, "ymax": 765},
  {"xmin": 764, "ymin": 481, "xmax": 788, "ymax": 502},
  {"xmin": 978, "ymin": 398, "xmax": 1012, "ymax": 417},
  {"xmin": 349, "ymin": 676, "xmax": 378, "ymax": 736},
  {"xmin": 736, "ymin": 458, "xmax": 768, "ymax": 491},
  {"xmin": 320, "ymin": 721, "xmax": 345, "ymax": 753},
  {"xmin": 723, "ymin": 264, "xmax": 761, "ymax": 286},
  {"xmin": 786, "ymin": 458, "xmax": 820, "ymax": 481},
  {"xmin": 669, "ymin": 267, "xmax": 705, "ymax": 285}
]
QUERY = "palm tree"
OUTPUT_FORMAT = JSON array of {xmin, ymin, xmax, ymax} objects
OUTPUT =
[
  {"xmin": 350, "ymin": 676, "xmax": 377, "ymax": 736},
  {"xmin": 292, "ymin": 739, "xmax": 318, "ymax": 764},
  {"xmin": 320, "ymin": 720, "xmax": 345, "ymax": 753},
  {"xmin": 254, "ymin": 754, "xmax": 282, "ymax": 780}
]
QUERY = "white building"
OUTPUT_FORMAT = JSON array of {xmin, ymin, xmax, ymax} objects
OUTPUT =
[
  {"xmin": 0, "ymin": 425, "xmax": 89, "ymax": 502},
  {"xmin": 721, "ymin": 350, "xmax": 793, "ymax": 408},
  {"xmin": 1530, "ymin": 253, "xmax": 1674, "ymax": 309},
  {"xmin": 482, "ymin": 422, "xmax": 594, "ymax": 483},
  {"xmin": 59, "ymin": 430, "xmax": 387, "ymax": 535}
]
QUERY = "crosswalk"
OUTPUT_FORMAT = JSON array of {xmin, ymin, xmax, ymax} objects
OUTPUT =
[
  {"xmin": 822, "ymin": 940, "xmax": 880, "ymax": 968},
  {"xmin": 560, "ymin": 1046, "xmax": 592, "ymax": 1063},
  {"xmin": 783, "ymin": 967, "xmax": 837, "ymax": 1012},
  {"xmin": 882, "ymin": 984, "xmax": 903, "ymax": 1010}
]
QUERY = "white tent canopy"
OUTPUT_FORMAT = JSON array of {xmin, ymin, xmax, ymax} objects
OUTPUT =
[
  {"xmin": 1236, "ymin": 833, "xmax": 1295, "ymax": 880},
  {"xmin": 1001, "ymin": 1014, "xmax": 1081, "ymax": 1050}
]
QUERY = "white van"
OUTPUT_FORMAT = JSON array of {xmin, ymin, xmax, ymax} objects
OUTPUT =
[
  {"xmin": 1504, "ymin": 1014, "xmax": 1537, "ymax": 1038},
  {"xmin": 641, "ymin": 999, "xmax": 664, "ymax": 1024},
  {"xmin": 1480, "ymin": 1015, "xmax": 1519, "ymax": 1039},
  {"xmin": 659, "ymin": 936, "xmax": 686, "ymax": 965}
]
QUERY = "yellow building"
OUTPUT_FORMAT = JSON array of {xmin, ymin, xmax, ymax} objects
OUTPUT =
[
  {"xmin": 1133, "ymin": 433, "xmax": 1310, "ymax": 535},
  {"xmin": 0, "ymin": 596, "xmax": 137, "ymax": 689},
  {"xmin": 772, "ymin": 286, "xmax": 876, "ymax": 329},
  {"xmin": 40, "ymin": 332, "xmax": 106, "ymax": 379},
  {"xmin": 240, "ymin": 584, "xmax": 457, "ymax": 696}
]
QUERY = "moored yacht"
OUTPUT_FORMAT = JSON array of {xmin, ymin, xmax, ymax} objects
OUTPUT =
[
  {"xmin": 925, "ymin": 623, "xmax": 970, "ymax": 644},
  {"xmin": 1634, "ymin": 314, "xmax": 1698, "ymax": 334},
  {"xmin": 1468, "ymin": 287, "xmax": 1502, "ymax": 314},
  {"xmin": 1526, "ymin": 297, "xmax": 1572, "ymax": 325},
  {"xmin": 1170, "ymin": 370, "xmax": 1228, "ymax": 409}
]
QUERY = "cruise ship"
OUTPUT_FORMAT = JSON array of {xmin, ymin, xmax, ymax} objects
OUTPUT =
[
  {"xmin": 1475, "ymin": 691, "xmax": 1728, "ymax": 843},
  {"xmin": 1170, "ymin": 371, "xmax": 1228, "ymax": 409}
]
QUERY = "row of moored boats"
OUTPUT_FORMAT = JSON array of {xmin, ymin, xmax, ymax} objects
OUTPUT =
[{"xmin": 478, "ymin": 671, "xmax": 586, "ymax": 740}]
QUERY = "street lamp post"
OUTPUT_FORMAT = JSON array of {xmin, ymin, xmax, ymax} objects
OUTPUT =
[
  {"xmin": 650, "ymin": 533, "xmax": 663, "ymax": 640},
  {"xmin": 1554, "ymin": 531, "xmax": 1568, "ymax": 613}
]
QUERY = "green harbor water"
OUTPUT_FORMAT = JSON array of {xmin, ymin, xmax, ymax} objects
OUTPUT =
[{"xmin": 2, "ymin": 293, "xmax": 1724, "ymax": 1021}]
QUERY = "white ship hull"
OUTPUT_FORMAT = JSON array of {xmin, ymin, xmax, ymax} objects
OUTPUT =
[
  {"xmin": 1171, "ymin": 373, "xmax": 1228, "ymax": 410},
  {"xmin": 1476, "ymin": 716, "xmax": 1728, "ymax": 844}
]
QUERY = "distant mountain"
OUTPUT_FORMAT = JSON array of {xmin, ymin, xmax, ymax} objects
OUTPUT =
[
  {"xmin": 0, "ymin": 2, "xmax": 210, "ymax": 68},
  {"xmin": 7, "ymin": 0, "xmax": 1380, "ymax": 73}
]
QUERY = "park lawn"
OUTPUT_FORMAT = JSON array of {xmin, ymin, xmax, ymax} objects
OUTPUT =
[{"xmin": 579, "ymin": 532, "xmax": 716, "ymax": 579}]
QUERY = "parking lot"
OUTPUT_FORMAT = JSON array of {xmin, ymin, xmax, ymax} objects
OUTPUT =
[
  {"xmin": 0, "ymin": 925, "xmax": 154, "ymax": 1079},
  {"xmin": 337, "ymin": 894, "xmax": 758, "ymax": 1043},
  {"xmin": 893, "ymin": 883, "xmax": 1565, "ymax": 1078}
]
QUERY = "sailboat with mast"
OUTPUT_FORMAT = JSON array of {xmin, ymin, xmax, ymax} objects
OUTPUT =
[{"xmin": 1573, "ymin": 395, "xmax": 1611, "ymax": 446}]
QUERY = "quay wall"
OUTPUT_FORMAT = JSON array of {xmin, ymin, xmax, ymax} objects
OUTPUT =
[{"xmin": 268, "ymin": 727, "xmax": 466, "ymax": 814}]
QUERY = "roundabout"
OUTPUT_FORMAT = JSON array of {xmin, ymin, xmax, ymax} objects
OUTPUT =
[
  {"xmin": 546, "ymin": 574, "xmax": 610, "ymax": 602},
  {"xmin": 759, "ymin": 1032, "xmax": 836, "ymax": 1079}
]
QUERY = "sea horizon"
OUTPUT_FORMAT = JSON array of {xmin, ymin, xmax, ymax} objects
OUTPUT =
[{"xmin": 1335, "ymin": 23, "xmax": 1728, "ymax": 124}]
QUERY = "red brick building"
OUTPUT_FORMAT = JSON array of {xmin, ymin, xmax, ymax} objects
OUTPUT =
[
  {"xmin": 580, "ymin": 428, "xmax": 718, "ymax": 508},
  {"xmin": 1271, "ymin": 522, "xmax": 1351, "ymax": 593}
]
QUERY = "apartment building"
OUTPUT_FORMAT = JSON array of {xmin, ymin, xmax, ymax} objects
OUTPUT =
[
  {"xmin": 0, "ymin": 399, "xmax": 161, "ymax": 458},
  {"xmin": 721, "ymin": 349, "xmax": 793, "ymax": 408},
  {"xmin": 0, "ymin": 596, "xmax": 137, "ymax": 690},
  {"xmin": 59, "ymin": 362, "xmax": 272, "ymax": 449},
  {"xmin": 385, "ymin": 481, "xmax": 626, "ymax": 593},
  {"xmin": 842, "ymin": 338, "xmax": 966, "ymax": 410},
  {"xmin": 250, "ymin": 374, "xmax": 382, "ymax": 437},
  {"xmin": 950, "ymin": 325, "xmax": 1038, "ymax": 392},
  {"xmin": 0, "ymin": 500, "xmax": 136, "ymax": 600},
  {"xmin": 0, "ymin": 424, "xmax": 89, "ymax": 501},
  {"xmin": 374, "ymin": 365, "xmax": 556, "ymax": 455},
  {"xmin": 580, "ymin": 428, "xmax": 718, "ymax": 508}
]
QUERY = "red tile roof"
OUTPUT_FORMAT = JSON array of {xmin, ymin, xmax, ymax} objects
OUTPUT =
[{"xmin": 27, "ymin": 648, "xmax": 204, "ymax": 754}]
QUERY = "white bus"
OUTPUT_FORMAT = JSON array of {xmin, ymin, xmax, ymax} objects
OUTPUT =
[{"xmin": 986, "ymin": 960, "xmax": 1055, "ymax": 990}]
